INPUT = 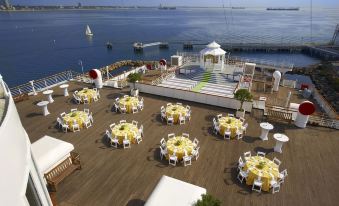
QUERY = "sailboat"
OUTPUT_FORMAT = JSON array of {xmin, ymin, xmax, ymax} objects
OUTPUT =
[{"xmin": 85, "ymin": 25, "xmax": 93, "ymax": 37}]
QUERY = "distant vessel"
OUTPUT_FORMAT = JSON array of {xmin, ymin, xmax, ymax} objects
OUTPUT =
[
  {"xmin": 106, "ymin": 42, "xmax": 113, "ymax": 49},
  {"xmin": 231, "ymin": 7, "xmax": 245, "ymax": 9},
  {"xmin": 267, "ymin": 7, "xmax": 299, "ymax": 11},
  {"xmin": 85, "ymin": 25, "xmax": 93, "ymax": 36},
  {"xmin": 158, "ymin": 4, "xmax": 176, "ymax": 10}
]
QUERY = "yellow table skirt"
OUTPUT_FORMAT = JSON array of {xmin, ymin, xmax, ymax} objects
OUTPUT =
[
  {"xmin": 118, "ymin": 96, "xmax": 139, "ymax": 113},
  {"xmin": 62, "ymin": 111, "xmax": 88, "ymax": 130},
  {"xmin": 77, "ymin": 89, "xmax": 96, "ymax": 103},
  {"xmin": 219, "ymin": 117, "xmax": 243, "ymax": 138},
  {"xmin": 243, "ymin": 156, "xmax": 279, "ymax": 192},
  {"xmin": 166, "ymin": 136, "xmax": 193, "ymax": 160},
  {"xmin": 111, "ymin": 123, "xmax": 139, "ymax": 144},
  {"xmin": 165, "ymin": 105, "xmax": 187, "ymax": 124}
]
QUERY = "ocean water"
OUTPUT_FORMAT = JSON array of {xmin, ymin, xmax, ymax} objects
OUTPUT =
[{"xmin": 0, "ymin": 8, "xmax": 338, "ymax": 87}]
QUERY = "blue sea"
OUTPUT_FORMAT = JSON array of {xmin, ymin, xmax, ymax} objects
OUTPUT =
[{"xmin": 0, "ymin": 8, "xmax": 338, "ymax": 87}]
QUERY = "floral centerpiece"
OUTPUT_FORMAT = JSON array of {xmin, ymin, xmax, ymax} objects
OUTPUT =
[
  {"xmin": 256, "ymin": 161, "xmax": 266, "ymax": 169},
  {"xmin": 174, "ymin": 140, "xmax": 182, "ymax": 146},
  {"xmin": 119, "ymin": 125, "xmax": 126, "ymax": 130},
  {"xmin": 227, "ymin": 119, "xmax": 232, "ymax": 124},
  {"xmin": 71, "ymin": 112, "xmax": 77, "ymax": 117}
]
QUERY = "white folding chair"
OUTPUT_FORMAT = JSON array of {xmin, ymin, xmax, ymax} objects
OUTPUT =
[
  {"xmin": 235, "ymin": 129, "xmax": 243, "ymax": 140},
  {"xmin": 257, "ymin": 151, "xmax": 266, "ymax": 157},
  {"xmin": 279, "ymin": 169, "xmax": 288, "ymax": 183},
  {"xmin": 115, "ymin": 97, "xmax": 120, "ymax": 103},
  {"xmin": 123, "ymin": 95, "xmax": 129, "ymax": 98},
  {"xmin": 224, "ymin": 127, "xmax": 231, "ymax": 140},
  {"xmin": 119, "ymin": 105, "xmax": 127, "ymax": 114},
  {"xmin": 138, "ymin": 125, "xmax": 144, "ymax": 137},
  {"xmin": 252, "ymin": 176, "xmax": 263, "ymax": 193},
  {"xmin": 56, "ymin": 117, "xmax": 63, "ymax": 128},
  {"xmin": 61, "ymin": 122, "xmax": 69, "ymax": 133},
  {"xmin": 123, "ymin": 134, "xmax": 131, "ymax": 149},
  {"xmin": 271, "ymin": 182, "xmax": 281, "ymax": 194},
  {"xmin": 109, "ymin": 123, "xmax": 116, "ymax": 130},
  {"xmin": 182, "ymin": 133, "xmax": 189, "ymax": 138},
  {"xmin": 120, "ymin": 120, "xmax": 126, "ymax": 124},
  {"xmin": 93, "ymin": 88, "xmax": 97, "ymax": 92},
  {"xmin": 71, "ymin": 108, "xmax": 77, "ymax": 112},
  {"xmin": 273, "ymin": 157, "xmax": 282, "ymax": 166},
  {"xmin": 166, "ymin": 103, "xmax": 172, "ymax": 107},
  {"xmin": 183, "ymin": 150, "xmax": 192, "ymax": 167},
  {"xmin": 73, "ymin": 94, "xmax": 81, "ymax": 104},
  {"xmin": 132, "ymin": 104, "xmax": 139, "ymax": 114},
  {"xmin": 134, "ymin": 132, "xmax": 143, "ymax": 144},
  {"xmin": 238, "ymin": 156, "xmax": 245, "ymax": 171},
  {"xmin": 72, "ymin": 120, "xmax": 80, "ymax": 132},
  {"xmin": 228, "ymin": 113, "xmax": 235, "ymax": 117},
  {"xmin": 93, "ymin": 95, "xmax": 99, "ymax": 102},
  {"xmin": 239, "ymin": 117, "xmax": 245, "ymax": 122},
  {"xmin": 176, "ymin": 102, "xmax": 182, "ymax": 106},
  {"xmin": 179, "ymin": 115, "xmax": 185, "ymax": 125},
  {"xmin": 89, "ymin": 114, "xmax": 94, "ymax": 123},
  {"xmin": 243, "ymin": 123, "xmax": 248, "ymax": 134},
  {"xmin": 186, "ymin": 105, "xmax": 190, "ymax": 111},
  {"xmin": 160, "ymin": 106, "xmax": 165, "ymax": 111},
  {"xmin": 192, "ymin": 146, "xmax": 200, "ymax": 160},
  {"xmin": 161, "ymin": 111, "xmax": 167, "ymax": 121},
  {"xmin": 160, "ymin": 138, "xmax": 166, "ymax": 146},
  {"xmin": 213, "ymin": 123, "xmax": 220, "ymax": 135},
  {"xmin": 132, "ymin": 120, "xmax": 138, "ymax": 127},
  {"xmin": 137, "ymin": 101, "xmax": 144, "ymax": 111},
  {"xmin": 217, "ymin": 114, "xmax": 222, "ymax": 119},
  {"xmin": 113, "ymin": 103, "xmax": 119, "ymax": 112},
  {"xmin": 83, "ymin": 87, "xmax": 88, "ymax": 90},
  {"xmin": 83, "ymin": 117, "xmax": 92, "ymax": 129},
  {"xmin": 237, "ymin": 169, "xmax": 249, "ymax": 184},
  {"xmin": 169, "ymin": 152, "xmax": 178, "ymax": 166},
  {"xmin": 159, "ymin": 146, "xmax": 168, "ymax": 160},
  {"xmin": 244, "ymin": 151, "xmax": 251, "ymax": 161},
  {"xmin": 168, "ymin": 133, "xmax": 175, "ymax": 139},
  {"xmin": 193, "ymin": 138, "xmax": 199, "ymax": 148},
  {"xmin": 185, "ymin": 110, "xmax": 191, "ymax": 121},
  {"xmin": 84, "ymin": 108, "xmax": 90, "ymax": 114},
  {"xmin": 167, "ymin": 115, "xmax": 174, "ymax": 125}
]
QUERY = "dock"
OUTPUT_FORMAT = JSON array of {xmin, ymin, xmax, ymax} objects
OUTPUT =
[{"xmin": 133, "ymin": 42, "xmax": 168, "ymax": 51}]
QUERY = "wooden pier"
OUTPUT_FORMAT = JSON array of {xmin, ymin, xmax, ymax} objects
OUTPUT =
[{"xmin": 133, "ymin": 42, "xmax": 168, "ymax": 51}]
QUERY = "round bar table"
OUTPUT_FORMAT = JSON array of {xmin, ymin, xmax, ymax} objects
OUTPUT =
[
  {"xmin": 43, "ymin": 89, "xmax": 54, "ymax": 103},
  {"xmin": 259, "ymin": 122, "xmax": 274, "ymax": 141},
  {"xmin": 273, "ymin": 133, "xmax": 289, "ymax": 153},
  {"xmin": 59, "ymin": 84, "xmax": 69, "ymax": 97},
  {"xmin": 37, "ymin": 101, "xmax": 50, "ymax": 116}
]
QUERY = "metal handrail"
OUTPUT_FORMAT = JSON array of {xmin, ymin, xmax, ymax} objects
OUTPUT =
[{"xmin": 9, "ymin": 70, "xmax": 82, "ymax": 97}]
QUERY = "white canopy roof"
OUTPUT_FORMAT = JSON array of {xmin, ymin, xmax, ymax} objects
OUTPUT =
[
  {"xmin": 200, "ymin": 41, "xmax": 226, "ymax": 56},
  {"xmin": 145, "ymin": 175, "xmax": 206, "ymax": 206},
  {"xmin": 31, "ymin": 135, "xmax": 74, "ymax": 174}
]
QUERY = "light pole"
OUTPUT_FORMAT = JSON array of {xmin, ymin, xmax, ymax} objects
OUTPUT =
[{"xmin": 78, "ymin": 60, "xmax": 84, "ymax": 75}]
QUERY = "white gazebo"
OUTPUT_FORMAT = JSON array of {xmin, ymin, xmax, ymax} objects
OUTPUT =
[{"xmin": 200, "ymin": 41, "xmax": 226, "ymax": 72}]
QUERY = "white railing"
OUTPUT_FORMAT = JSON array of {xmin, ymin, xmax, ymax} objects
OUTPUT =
[{"xmin": 9, "ymin": 70, "xmax": 82, "ymax": 97}]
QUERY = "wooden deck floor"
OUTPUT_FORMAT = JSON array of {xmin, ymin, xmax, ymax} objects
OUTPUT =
[{"xmin": 15, "ymin": 81, "xmax": 339, "ymax": 206}]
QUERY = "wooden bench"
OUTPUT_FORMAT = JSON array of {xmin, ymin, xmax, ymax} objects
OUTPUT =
[
  {"xmin": 266, "ymin": 109, "xmax": 293, "ymax": 123},
  {"xmin": 13, "ymin": 93, "xmax": 29, "ymax": 103},
  {"xmin": 44, "ymin": 152, "xmax": 81, "ymax": 192}
]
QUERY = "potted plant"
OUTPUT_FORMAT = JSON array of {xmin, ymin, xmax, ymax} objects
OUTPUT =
[
  {"xmin": 127, "ymin": 73, "xmax": 141, "ymax": 96},
  {"xmin": 234, "ymin": 89, "xmax": 253, "ymax": 118},
  {"xmin": 195, "ymin": 194, "xmax": 221, "ymax": 206}
]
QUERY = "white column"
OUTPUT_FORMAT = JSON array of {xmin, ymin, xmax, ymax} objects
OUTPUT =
[{"xmin": 294, "ymin": 112, "xmax": 309, "ymax": 128}]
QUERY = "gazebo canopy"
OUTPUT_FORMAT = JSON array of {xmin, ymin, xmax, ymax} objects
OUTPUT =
[{"xmin": 200, "ymin": 41, "xmax": 226, "ymax": 56}]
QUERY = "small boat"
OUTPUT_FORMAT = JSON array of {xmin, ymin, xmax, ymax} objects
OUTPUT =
[
  {"xmin": 106, "ymin": 42, "xmax": 113, "ymax": 49},
  {"xmin": 85, "ymin": 25, "xmax": 93, "ymax": 37}
]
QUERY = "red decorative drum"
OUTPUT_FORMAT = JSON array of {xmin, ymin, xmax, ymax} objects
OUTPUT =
[
  {"xmin": 159, "ymin": 59, "xmax": 167, "ymax": 66},
  {"xmin": 298, "ymin": 101, "xmax": 315, "ymax": 115},
  {"xmin": 89, "ymin": 69, "xmax": 98, "ymax": 79}
]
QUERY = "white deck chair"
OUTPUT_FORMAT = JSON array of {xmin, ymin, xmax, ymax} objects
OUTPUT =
[
  {"xmin": 56, "ymin": 117, "xmax": 63, "ymax": 128},
  {"xmin": 244, "ymin": 151, "xmax": 251, "ymax": 161},
  {"xmin": 83, "ymin": 96, "xmax": 89, "ymax": 104},
  {"xmin": 217, "ymin": 114, "xmax": 222, "ymax": 119},
  {"xmin": 120, "ymin": 120, "xmax": 126, "ymax": 124},
  {"xmin": 169, "ymin": 152, "xmax": 178, "ymax": 166},
  {"xmin": 123, "ymin": 95, "xmax": 129, "ymax": 98},
  {"xmin": 115, "ymin": 97, "xmax": 120, "ymax": 103},
  {"xmin": 109, "ymin": 123, "xmax": 116, "ymax": 130},
  {"xmin": 228, "ymin": 113, "xmax": 235, "ymax": 117},
  {"xmin": 168, "ymin": 133, "xmax": 175, "ymax": 139},
  {"xmin": 119, "ymin": 105, "xmax": 127, "ymax": 114},
  {"xmin": 132, "ymin": 104, "xmax": 139, "ymax": 114},
  {"xmin": 61, "ymin": 122, "xmax": 69, "ymax": 133},
  {"xmin": 238, "ymin": 156, "xmax": 245, "ymax": 171},
  {"xmin": 123, "ymin": 134, "xmax": 131, "ymax": 149},
  {"xmin": 185, "ymin": 110, "xmax": 191, "ymax": 121},
  {"xmin": 237, "ymin": 169, "xmax": 249, "ymax": 184},
  {"xmin": 132, "ymin": 120, "xmax": 138, "ymax": 127},
  {"xmin": 279, "ymin": 169, "xmax": 288, "ymax": 183},
  {"xmin": 176, "ymin": 102, "xmax": 182, "ymax": 106},
  {"xmin": 89, "ymin": 113, "xmax": 94, "ymax": 123},
  {"xmin": 183, "ymin": 150, "xmax": 192, "ymax": 167},
  {"xmin": 243, "ymin": 123, "xmax": 248, "ymax": 134},
  {"xmin": 71, "ymin": 108, "xmax": 77, "ymax": 112},
  {"xmin": 182, "ymin": 133, "xmax": 189, "ymax": 138},
  {"xmin": 161, "ymin": 111, "xmax": 167, "ymax": 121},
  {"xmin": 83, "ymin": 117, "xmax": 92, "ymax": 129},
  {"xmin": 137, "ymin": 101, "xmax": 144, "ymax": 111},
  {"xmin": 84, "ymin": 108, "xmax": 90, "ymax": 114},
  {"xmin": 235, "ymin": 129, "xmax": 243, "ymax": 140},
  {"xmin": 138, "ymin": 125, "xmax": 144, "ymax": 137},
  {"xmin": 193, "ymin": 138, "xmax": 199, "ymax": 148},
  {"xmin": 252, "ymin": 176, "xmax": 263, "ymax": 193},
  {"xmin": 224, "ymin": 127, "xmax": 231, "ymax": 140},
  {"xmin": 186, "ymin": 105, "xmax": 190, "ymax": 111},
  {"xmin": 111, "ymin": 135, "xmax": 119, "ymax": 148},
  {"xmin": 257, "ymin": 151, "xmax": 266, "ymax": 157},
  {"xmin": 93, "ymin": 95, "xmax": 99, "ymax": 102},
  {"xmin": 167, "ymin": 115, "xmax": 174, "ymax": 125},
  {"xmin": 160, "ymin": 106, "xmax": 165, "ymax": 111},
  {"xmin": 179, "ymin": 115, "xmax": 185, "ymax": 125},
  {"xmin": 166, "ymin": 103, "xmax": 172, "ymax": 107},
  {"xmin": 271, "ymin": 182, "xmax": 281, "ymax": 194},
  {"xmin": 73, "ymin": 94, "xmax": 81, "ymax": 104},
  {"xmin": 160, "ymin": 138, "xmax": 166, "ymax": 146},
  {"xmin": 113, "ymin": 103, "xmax": 119, "ymax": 112},
  {"xmin": 273, "ymin": 157, "xmax": 282, "ymax": 167},
  {"xmin": 72, "ymin": 120, "xmax": 80, "ymax": 132},
  {"xmin": 159, "ymin": 146, "xmax": 168, "ymax": 160},
  {"xmin": 213, "ymin": 122, "xmax": 220, "ymax": 135},
  {"xmin": 192, "ymin": 146, "xmax": 200, "ymax": 160}
]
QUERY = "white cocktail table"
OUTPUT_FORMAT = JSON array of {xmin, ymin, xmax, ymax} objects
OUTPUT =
[
  {"xmin": 37, "ymin": 101, "xmax": 50, "ymax": 116},
  {"xmin": 273, "ymin": 133, "xmax": 289, "ymax": 153},
  {"xmin": 59, "ymin": 84, "xmax": 69, "ymax": 97},
  {"xmin": 43, "ymin": 89, "xmax": 54, "ymax": 103},
  {"xmin": 259, "ymin": 122, "xmax": 274, "ymax": 141}
]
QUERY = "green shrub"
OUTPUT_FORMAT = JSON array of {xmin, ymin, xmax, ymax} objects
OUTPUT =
[{"xmin": 195, "ymin": 194, "xmax": 221, "ymax": 206}]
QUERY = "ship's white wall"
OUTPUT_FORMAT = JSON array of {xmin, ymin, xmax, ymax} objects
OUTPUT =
[{"xmin": 0, "ymin": 93, "xmax": 52, "ymax": 205}]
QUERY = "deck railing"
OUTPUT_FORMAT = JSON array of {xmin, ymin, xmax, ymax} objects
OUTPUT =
[{"xmin": 9, "ymin": 70, "xmax": 83, "ymax": 97}]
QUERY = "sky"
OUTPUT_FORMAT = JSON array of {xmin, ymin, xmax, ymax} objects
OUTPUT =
[{"xmin": 8, "ymin": 0, "xmax": 339, "ymax": 8}]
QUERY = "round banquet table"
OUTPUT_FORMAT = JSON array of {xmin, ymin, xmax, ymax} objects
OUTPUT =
[
  {"xmin": 273, "ymin": 133, "xmax": 289, "ymax": 153},
  {"xmin": 37, "ymin": 101, "xmax": 50, "ymax": 116},
  {"xmin": 165, "ymin": 105, "xmax": 187, "ymax": 124},
  {"xmin": 111, "ymin": 123, "xmax": 139, "ymax": 144},
  {"xmin": 43, "ymin": 89, "xmax": 54, "ymax": 103},
  {"xmin": 259, "ymin": 122, "xmax": 274, "ymax": 141},
  {"xmin": 77, "ymin": 88, "xmax": 96, "ymax": 103},
  {"xmin": 118, "ymin": 96, "xmax": 139, "ymax": 113},
  {"xmin": 218, "ymin": 117, "xmax": 244, "ymax": 138},
  {"xmin": 243, "ymin": 156, "xmax": 280, "ymax": 192},
  {"xmin": 62, "ymin": 111, "xmax": 88, "ymax": 130},
  {"xmin": 59, "ymin": 84, "xmax": 69, "ymax": 97},
  {"xmin": 166, "ymin": 136, "xmax": 194, "ymax": 160}
]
